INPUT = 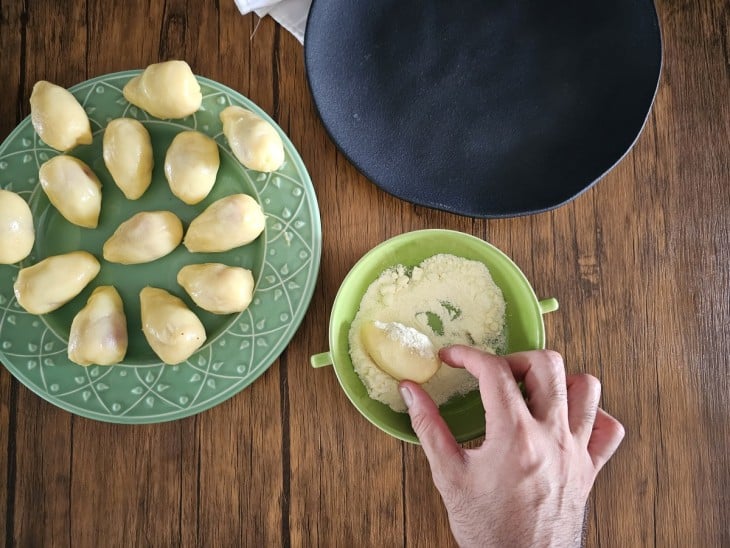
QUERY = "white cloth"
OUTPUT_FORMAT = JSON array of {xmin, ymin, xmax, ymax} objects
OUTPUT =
[{"xmin": 234, "ymin": 0, "xmax": 312, "ymax": 45}]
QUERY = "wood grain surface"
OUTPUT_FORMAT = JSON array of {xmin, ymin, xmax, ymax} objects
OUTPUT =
[{"xmin": 1, "ymin": 1, "xmax": 728, "ymax": 546}]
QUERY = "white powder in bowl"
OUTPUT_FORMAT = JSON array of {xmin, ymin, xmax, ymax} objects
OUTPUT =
[{"xmin": 348, "ymin": 253, "xmax": 506, "ymax": 412}]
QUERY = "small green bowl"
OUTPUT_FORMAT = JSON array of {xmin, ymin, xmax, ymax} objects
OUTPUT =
[{"xmin": 311, "ymin": 229, "xmax": 558, "ymax": 443}]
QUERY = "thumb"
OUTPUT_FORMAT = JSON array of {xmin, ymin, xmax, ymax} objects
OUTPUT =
[{"xmin": 400, "ymin": 381, "xmax": 465, "ymax": 480}]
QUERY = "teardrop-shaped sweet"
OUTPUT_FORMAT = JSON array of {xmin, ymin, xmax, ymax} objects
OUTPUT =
[
  {"xmin": 140, "ymin": 287, "xmax": 206, "ymax": 365},
  {"xmin": 0, "ymin": 189, "xmax": 35, "ymax": 264},
  {"xmin": 39, "ymin": 155, "xmax": 102, "ymax": 228},
  {"xmin": 164, "ymin": 130, "xmax": 220, "ymax": 204},
  {"xmin": 183, "ymin": 194, "xmax": 265, "ymax": 253},
  {"xmin": 29, "ymin": 81, "xmax": 92, "ymax": 152},
  {"xmin": 13, "ymin": 251, "xmax": 100, "ymax": 314},
  {"xmin": 123, "ymin": 60, "xmax": 202, "ymax": 119},
  {"xmin": 360, "ymin": 321, "xmax": 441, "ymax": 384},
  {"xmin": 68, "ymin": 286, "xmax": 128, "ymax": 366},
  {"xmin": 177, "ymin": 263, "xmax": 254, "ymax": 314},
  {"xmin": 103, "ymin": 118, "xmax": 154, "ymax": 199},
  {"xmin": 103, "ymin": 211, "xmax": 182, "ymax": 264},
  {"xmin": 220, "ymin": 106, "xmax": 284, "ymax": 172}
]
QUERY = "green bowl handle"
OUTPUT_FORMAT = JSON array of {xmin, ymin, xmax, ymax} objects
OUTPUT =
[
  {"xmin": 538, "ymin": 298, "xmax": 559, "ymax": 315},
  {"xmin": 310, "ymin": 351, "xmax": 334, "ymax": 368}
]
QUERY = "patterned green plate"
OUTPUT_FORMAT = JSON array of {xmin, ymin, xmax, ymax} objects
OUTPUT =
[{"xmin": 0, "ymin": 70, "xmax": 321, "ymax": 423}]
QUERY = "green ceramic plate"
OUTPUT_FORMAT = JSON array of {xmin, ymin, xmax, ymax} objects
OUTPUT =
[{"xmin": 0, "ymin": 70, "xmax": 321, "ymax": 423}]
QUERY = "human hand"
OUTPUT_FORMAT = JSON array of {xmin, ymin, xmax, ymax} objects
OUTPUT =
[{"xmin": 398, "ymin": 346, "xmax": 625, "ymax": 548}]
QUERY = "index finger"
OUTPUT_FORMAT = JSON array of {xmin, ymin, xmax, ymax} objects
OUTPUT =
[{"xmin": 439, "ymin": 345, "xmax": 530, "ymax": 428}]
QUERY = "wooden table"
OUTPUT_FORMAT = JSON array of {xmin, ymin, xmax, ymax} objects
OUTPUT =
[{"xmin": 1, "ymin": 1, "xmax": 727, "ymax": 546}]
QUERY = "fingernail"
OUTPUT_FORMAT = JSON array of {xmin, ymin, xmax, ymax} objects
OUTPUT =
[{"xmin": 399, "ymin": 385, "xmax": 413, "ymax": 408}]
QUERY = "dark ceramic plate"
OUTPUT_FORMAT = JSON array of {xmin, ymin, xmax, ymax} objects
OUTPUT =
[{"xmin": 305, "ymin": 0, "xmax": 662, "ymax": 217}]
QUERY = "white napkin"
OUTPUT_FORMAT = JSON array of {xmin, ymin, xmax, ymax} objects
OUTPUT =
[{"xmin": 234, "ymin": 0, "xmax": 312, "ymax": 45}]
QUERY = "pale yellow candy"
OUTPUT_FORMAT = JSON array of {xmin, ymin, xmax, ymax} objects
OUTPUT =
[
  {"xmin": 13, "ymin": 251, "xmax": 100, "ymax": 314},
  {"xmin": 360, "ymin": 321, "xmax": 441, "ymax": 384},
  {"xmin": 140, "ymin": 287, "xmax": 206, "ymax": 365},
  {"xmin": 123, "ymin": 60, "xmax": 202, "ymax": 119},
  {"xmin": 68, "ymin": 286, "xmax": 128, "ymax": 366},
  {"xmin": 103, "ymin": 211, "xmax": 182, "ymax": 264},
  {"xmin": 103, "ymin": 118, "xmax": 154, "ymax": 199},
  {"xmin": 39, "ymin": 155, "xmax": 102, "ymax": 228},
  {"xmin": 220, "ymin": 106, "xmax": 284, "ymax": 172},
  {"xmin": 29, "ymin": 81, "xmax": 92, "ymax": 152},
  {"xmin": 177, "ymin": 263, "xmax": 254, "ymax": 314},
  {"xmin": 183, "ymin": 194, "xmax": 265, "ymax": 253},
  {"xmin": 0, "ymin": 189, "xmax": 35, "ymax": 264},
  {"xmin": 164, "ymin": 130, "xmax": 220, "ymax": 204}
]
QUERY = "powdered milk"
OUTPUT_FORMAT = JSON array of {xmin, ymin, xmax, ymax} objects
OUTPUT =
[{"xmin": 349, "ymin": 253, "xmax": 506, "ymax": 412}]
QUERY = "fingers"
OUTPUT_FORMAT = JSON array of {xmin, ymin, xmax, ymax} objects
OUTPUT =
[
  {"xmin": 566, "ymin": 373, "xmax": 601, "ymax": 445},
  {"xmin": 587, "ymin": 408, "xmax": 625, "ymax": 471},
  {"xmin": 488, "ymin": 350, "xmax": 569, "ymax": 425},
  {"xmin": 399, "ymin": 381, "xmax": 465, "ymax": 480},
  {"xmin": 439, "ymin": 345, "xmax": 529, "ymax": 428}
]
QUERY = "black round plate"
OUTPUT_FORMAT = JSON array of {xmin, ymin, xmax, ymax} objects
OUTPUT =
[{"xmin": 305, "ymin": 1, "xmax": 662, "ymax": 217}]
